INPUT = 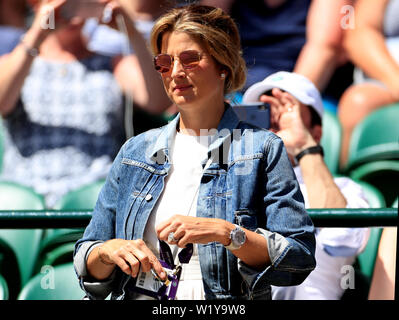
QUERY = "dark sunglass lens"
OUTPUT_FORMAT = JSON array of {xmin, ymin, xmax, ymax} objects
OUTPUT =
[
  {"xmin": 154, "ymin": 54, "xmax": 172, "ymax": 73},
  {"xmin": 180, "ymin": 51, "xmax": 200, "ymax": 68}
]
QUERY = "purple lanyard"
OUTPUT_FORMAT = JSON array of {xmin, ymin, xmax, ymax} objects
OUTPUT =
[
  {"xmin": 159, "ymin": 240, "xmax": 193, "ymax": 271},
  {"xmin": 156, "ymin": 240, "xmax": 193, "ymax": 300}
]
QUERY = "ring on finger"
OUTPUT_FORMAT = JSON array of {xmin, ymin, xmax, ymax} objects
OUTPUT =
[{"xmin": 168, "ymin": 232, "xmax": 179, "ymax": 243}]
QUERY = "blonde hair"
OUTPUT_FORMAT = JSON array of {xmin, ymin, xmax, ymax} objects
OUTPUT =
[{"xmin": 150, "ymin": 4, "xmax": 247, "ymax": 95}]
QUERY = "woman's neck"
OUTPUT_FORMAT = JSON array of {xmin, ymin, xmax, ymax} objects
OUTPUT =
[{"xmin": 178, "ymin": 100, "xmax": 226, "ymax": 136}]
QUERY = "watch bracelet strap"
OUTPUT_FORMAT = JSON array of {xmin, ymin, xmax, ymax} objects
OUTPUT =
[{"xmin": 295, "ymin": 145, "xmax": 324, "ymax": 163}]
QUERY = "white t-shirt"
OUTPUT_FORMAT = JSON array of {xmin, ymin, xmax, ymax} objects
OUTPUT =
[
  {"xmin": 142, "ymin": 130, "xmax": 211, "ymax": 300},
  {"xmin": 272, "ymin": 166, "xmax": 370, "ymax": 300}
]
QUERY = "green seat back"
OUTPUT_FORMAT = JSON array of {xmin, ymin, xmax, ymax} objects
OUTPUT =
[
  {"xmin": 321, "ymin": 109, "xmax": 342, "ymax": 174},
  {"xmin": 53, "ymin": 179, "xmax": 105, "ymax": 210},
  {"xmin": 349, "ymin": 160, "xmax": 399, "ymax": 207},
  {"xmin": 0, "ymin": 181, "xmax": 46, "ymax": 298},
  {"xmin": 351, "ymin": 179, "xmax": 386, "ymax": 208},
  {"xmin": 39, "ymin": 242, "xmax": 76, "ymax": 268},
  {"xmin": 36, "ymin": 180, "xmax": 105, "ymax": 272},
  {"xmin": 346, "ymin": 103, "xmax": 399, "ymax": 171},
  {"xmin": 17, "ymin": 263, "xmax": 84, "ymax": 300},
  {"xmin": 0, "ymin": 274, "xmax": 9, "ymax": 300},
  {"xmin": 392, "ymin": 197, "xmax": 398, "ymax": 208},
  {"xmin": 357, "ymin": 228, "xmax": 383, "ymax": 280},
  {"xmin": 0, "ymin": 181, "xmax": 45, "ymax": 210}
]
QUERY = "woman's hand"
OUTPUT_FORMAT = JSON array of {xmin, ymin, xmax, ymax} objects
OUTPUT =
[
  {"xmin": 97, "ymin": 239, "xmax": 167, "ymax": 280},
  {"xmin": 156, "ymin": 215, "xmax": 232, "ymax": 248},
  {"xmin": 97, "ymin": 0, "xmax": 133, "ymax": 30},
  {"xmin": 30, "ymin": 0, "xmax": 70, "ymax": 36}
]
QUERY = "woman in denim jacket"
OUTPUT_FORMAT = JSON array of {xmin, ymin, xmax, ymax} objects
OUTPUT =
[{"xmin": 74, "ymin": 4, "xmax": 316, "ymax": 300}]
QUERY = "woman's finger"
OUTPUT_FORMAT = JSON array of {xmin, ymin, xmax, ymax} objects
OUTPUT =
[
  {"xmin": 129, "ymin": 248, "xmax": 150, "ymax": 273},
  {"xmin": 113, "ymin": 254, "xmax": 136, "ymax": 276},
  {"xmin": 129, "ymin": 240, "xmax": 167, "ymax": 280},
  {"xmin": 149, "ymin": 256, "xmax": 167, "ymax": 281},
  {"xmin": 156, "ymin": 215, "xmax": 183, "ymax": 240}
]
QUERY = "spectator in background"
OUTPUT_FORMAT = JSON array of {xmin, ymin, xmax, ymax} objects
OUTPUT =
[
  {"xmin": 243, "ymin": 71, "xmax": 370, "ymax": 300},
  {"xmin": 82, "ymin": 0, "xmax": 179, "ymax": 127},
  {"xmin": 83, "ymin": 0, "xmax": 175, "ymax": 57},
  {"xmin": 201, "ymin": 0, "xmax": 311, "ymax": 92},
  {"xmin": 338, "ymin": 0, "xmax": 399, "ymax": 168},
  {"xmin": 202, "ymin": 0, "xmax": 356, "ymax": 103},
  {"xmin": 0, "ymin": 0, "xmax": 28, "ymax": 55},
  {"xmin": 293, "ymin": 0, "xmax": 355, "ymax": 101},
  {"xmin": 0, "ymin": 0, "xmax": 171, "ymax": 207}
]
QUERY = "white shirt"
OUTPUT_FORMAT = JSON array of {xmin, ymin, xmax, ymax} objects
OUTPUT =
[
  {"xmin": 142, "ymin": 130, "xmax": 211, "ymax": 300},
  {"xmin": 272, "ymin": 166, "xmax": 370, "ymax": 300}
]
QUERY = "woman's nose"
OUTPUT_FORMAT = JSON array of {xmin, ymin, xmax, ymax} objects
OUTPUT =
[{"xmin": 170, "ymin": 58, "xmax": 186, "ymax": 78}]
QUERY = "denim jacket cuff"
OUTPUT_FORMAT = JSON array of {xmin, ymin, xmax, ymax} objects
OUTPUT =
[
  {"xmin": 74, "ymin": 240, "xmax": 116, "ymax": 300},
  {"xmin": 239, "ymin": 227, "xmax": 317, "ymax": 294}
]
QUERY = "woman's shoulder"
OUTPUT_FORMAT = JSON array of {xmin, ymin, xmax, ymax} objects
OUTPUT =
[{"xmin": 121, "ymin": 126, "xmax": 166, "ymax": 155}]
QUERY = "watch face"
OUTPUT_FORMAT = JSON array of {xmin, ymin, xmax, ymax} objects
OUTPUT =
[{"xmin": 232, "ymin": 227, "xmax": 246, "ymax": 246}]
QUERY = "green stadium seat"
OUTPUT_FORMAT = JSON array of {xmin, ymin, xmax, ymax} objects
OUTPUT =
[
  {"xmin": 343, "ymin": 103, "xmax": 399, "ymax": 206},
  {"xmin": 17, "ymin": 263, "xmax": 85, "ymax": 300},
  {"xmin": 35, "ymin": 180, "xmax": 105, "ymax": 273},
  {"xmin": 349, "ymin": 160, "xmax": 399, "ymax": 208},
  {"xmin": 0, "ymin": 181, "xmax": 46, "ymax": 299},
  {"xmin": 0, "ymin": 181, "xmax": 45, "ymax": 210},
  {"xmin": 38, "ymin": 242, "xmax": 76, "ymax": 270},
  {"xmin": 340, "ymin": 179, "xmax": 385, "ymax": 300},
  {"xmin": 392, "ymin": 197, "xmax": 398, "ymax": 208},
  {"xmin": 352, "ymin": 179, "xmax": 386, "ymax": 208},
  {"xmin": 357, "ymin": 228, "xmax": 383, "ymax": 281},
  {"xmin": 0, "ymin": 274, "xmax": 9, "ymax": 300},
  {"xmin": 52, "ymin": 179, "xmax": 105, "ymax": 210},
  {"xmin": 321, "ymin": 109, "xmax": 342, "ymax": 174},
  {"xmin": 342, "ymin": 180, "xmax": 387, "ymax": 300},
  {"xmin": 345, "ymin": 103, "xmax": 399, "ymax": 171}
]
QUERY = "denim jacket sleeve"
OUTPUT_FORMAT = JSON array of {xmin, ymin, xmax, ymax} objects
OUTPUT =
[
  {"xmin": 73, "ymin": 143, "xmax": 126, "ymax": 299},
  {"xmin": 238, "ymin": 136, "xmax": 316, "ymax": 293}
]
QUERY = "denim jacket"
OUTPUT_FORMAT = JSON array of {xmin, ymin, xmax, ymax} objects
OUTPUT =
[{"xmin": 74, "ymin": 105, "xmax": 316, "ymax": 300}]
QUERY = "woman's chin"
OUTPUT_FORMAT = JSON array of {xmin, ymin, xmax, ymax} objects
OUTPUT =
[{"xmin": 171, "ymin": 94, "xmax": 196, "ymax": 108}]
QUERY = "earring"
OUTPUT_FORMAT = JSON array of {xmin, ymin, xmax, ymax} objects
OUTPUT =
[{"xmin": 221, "ymin": 73, "xmax": 226, "ymax": 79}]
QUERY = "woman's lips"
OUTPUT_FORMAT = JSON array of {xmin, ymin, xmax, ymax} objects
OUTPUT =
[{"xmin": 173, "ymin": 85, "xmax": 193, "ymax": 93}]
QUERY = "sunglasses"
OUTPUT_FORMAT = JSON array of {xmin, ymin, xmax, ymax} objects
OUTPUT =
[{"xmin": 153, "ymin": 50, "xmax": 203, "ymax": 73}]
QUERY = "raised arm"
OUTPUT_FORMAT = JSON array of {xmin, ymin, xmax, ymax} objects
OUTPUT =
[
  {"xmin": 294, "ymin": 0, "xmax": 352, "ymax": 92},
  {"xmin": 261, "ymin": 89, "xmax": 347, "ymax": 208},
  {"xmin": 0, "ymin": 0, "xmax": 66, "ymax": 116}
]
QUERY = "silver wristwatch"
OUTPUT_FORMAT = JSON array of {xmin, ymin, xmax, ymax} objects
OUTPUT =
[{"xmin": 224, "ymin": 224, "xmax": 246, "ymax": 251}]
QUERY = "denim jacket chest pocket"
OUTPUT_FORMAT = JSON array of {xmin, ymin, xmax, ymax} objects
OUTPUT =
[
  {"xmin": 199, "ymin": 153, "xmax": 263, "ymax": 229},
  {"xmin": 228, "ymin": 153, "xmax": 265, "ymax": 232},
  {"xmin": 234, "ymin": 209, "xmax": 258, "ymax": 231}
]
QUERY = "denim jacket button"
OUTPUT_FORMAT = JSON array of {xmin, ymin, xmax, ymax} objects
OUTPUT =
[{"xmin": 145, "ymin": 194, "xmax": 153, "ymax": 201}]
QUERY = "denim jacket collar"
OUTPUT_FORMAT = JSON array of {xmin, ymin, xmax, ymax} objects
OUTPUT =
[{"xmin": 150, "ymin": 104, "xmax": 241, "ymax": 165}]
